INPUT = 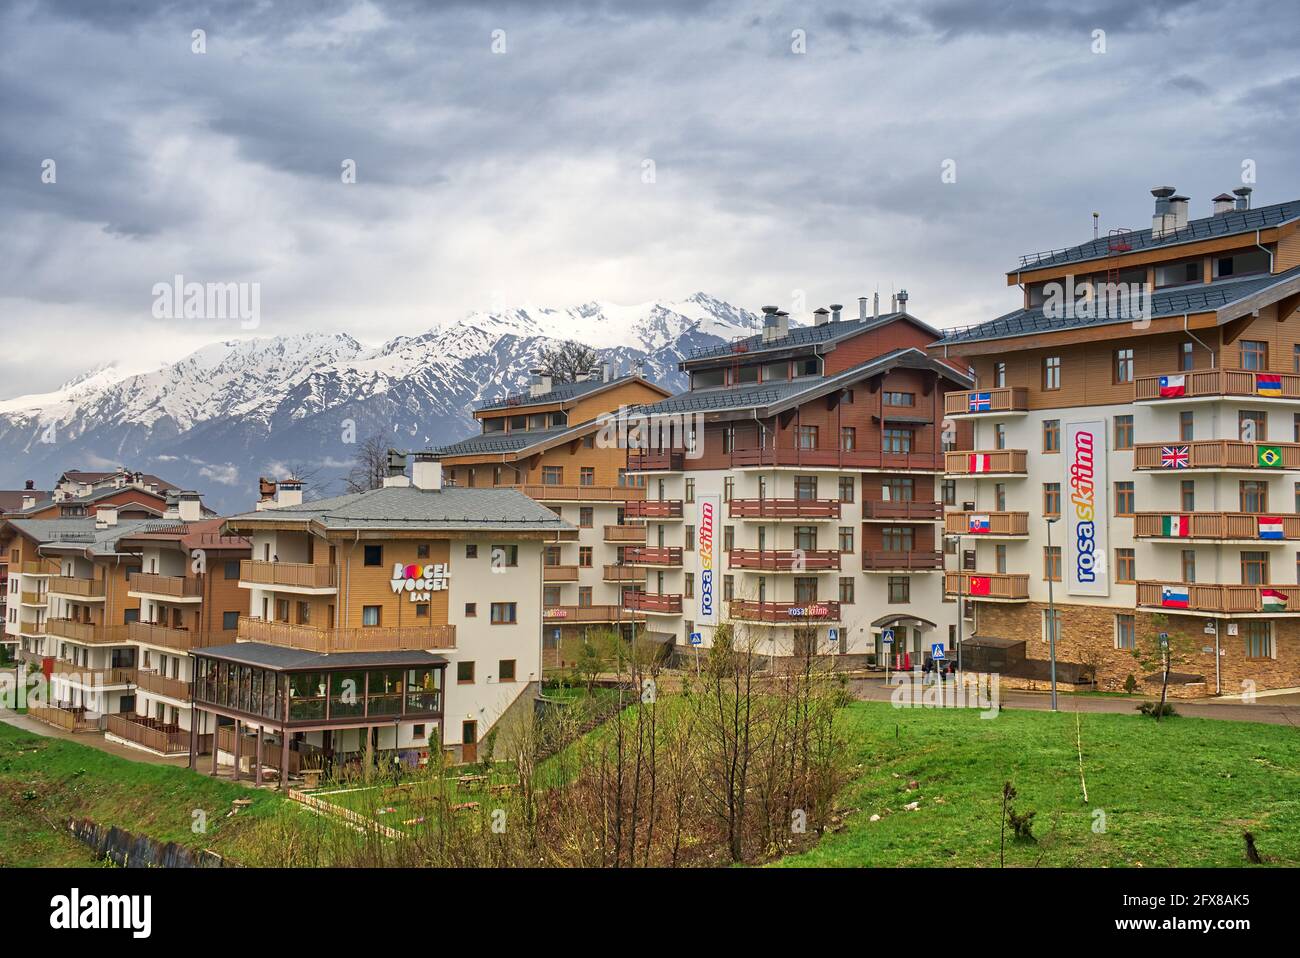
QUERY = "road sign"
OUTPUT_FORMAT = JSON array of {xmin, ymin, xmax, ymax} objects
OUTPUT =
[
  {"xmin": 931, "ymin": 643, "xmax": 946, "ymax": 660},
  {"xmin": 689, "ymin": 631, "xmax": 702, "ymax": 646},
  {"xmin": 828, "ymin": 628, "xmax": 839, "ymax": 643},
  {"xmin": 881, "ymin": 627, "xmax": 894, "ymax": 643},
  {"xmin": 1158, "ymin": 632, "xmax": 1169, "ymax": 648}
]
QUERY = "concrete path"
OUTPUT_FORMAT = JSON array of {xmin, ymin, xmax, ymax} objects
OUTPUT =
[{"xmin": 0, "ymin": 705, "xmax": 194, "ymax": 766}]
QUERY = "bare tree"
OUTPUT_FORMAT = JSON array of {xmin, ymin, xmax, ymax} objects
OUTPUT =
[
  {"xmin": 344, "ymin": 433, "xmax": 390, "ymax": 493},
  {"xmin": 540, "ymin": 341, "xmax": 599, "ymax": 383}
]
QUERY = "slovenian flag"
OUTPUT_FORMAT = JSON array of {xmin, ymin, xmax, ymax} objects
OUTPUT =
[
  {"xmin": 968, "ymin": 514, "xmax": 991, "ymax": 534},
  {"xmin": 1258, "ymin": 516, "xmax": 1284, "ymax": 540},
  {"xmin": 1256, "ymin": 374, "xmax": 1283, "ymax": 397},
  {"xmin": 1159, "ymin": 374, "xmax": 1185, "ymax": 398},
  {"xmin": 968, "ymin": 392, "xmax": 992, "ymax": 412},
  {"xmin": 969, "ymin": 454, "xmax": 991, "ymax": 473},
  {"xmin": 1261, "ymin": 588, "xmax": 1288, "ymax": 612},
  {"xmin": 1160, "ymin": 585, "xmax": 1190, "ymax": 609},
  {"xmin": 1161, "ymin": 515, "xmax": 1190, "ymax": 537},
  {"xmin": 968, "ymin": 576, "xmax": 991, "ymax": 596}
]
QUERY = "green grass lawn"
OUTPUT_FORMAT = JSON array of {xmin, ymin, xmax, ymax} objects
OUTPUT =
[
  {"xmin": 0, "ymin": 723, "xmax": 284, "ymax": 867},
  {"xmin": 777, "ymin": 701, "xmax": 1300, "ymax": 868}
]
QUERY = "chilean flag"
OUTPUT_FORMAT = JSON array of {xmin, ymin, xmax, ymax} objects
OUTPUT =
[
  {"xmin": 1258, "ymin": 516, "xmax": 1284, "ymax": 540},
  {"xmin": 1160, "ymin": 585, "xmax": 1190, "ymax": 609},
  {"xmin": 969, "ymin": 454, "xmax": 992, "ymax": 473},
  {"xmin": 968, "ymin": 576, "xmax": 991, "ymax": 596},
  {"xmin": 968, "ymin": 514, "xmax": 991, "ymax": 534},
  {"xmin": 1159, "ymin": 374, "xmax": 1186, "ymax": 398}
]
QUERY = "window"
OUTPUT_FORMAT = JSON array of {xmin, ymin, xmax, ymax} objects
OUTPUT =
[
  {"xmin": 794, "ymin": 476, "xmax": 818, "ymax": 499},
  {"xmin": 793, "ymin": 577, "xmax": 818, "ymax": 604},
  {"xmin": 994, "ymin": 545, "xmax": 1007, "ymax": 574},
  {"xmin": 838, "ymin": 527, "xmax": 855, "ymax": 553},
  {"xmin": 490, "ymin": 602, "xmax": 518, "ymax": 624},
  {"xmin": 1294, "ymin": 413, "xmax": 1300, "ymax": 444},
  {"xmin": 684, "ymin": 525, "xmax": 694, "ymax": 550},
  {"xmin": 543, "ymin": 545, "xmax": 561, "ymax": 567},
  {"xmin": 883, "ymin": 428, "xmax": 913, "ymax": 453},
  {"xmin": 1114, "ymin": 415, "xmax": 1134, "ymax": 450},
  {"xmin": 223, "ymin": 560, "xmax": 240, "ymax": 580},
  {"xmin": 578, "ymin": 587, "xmax": 593, "ymax": 608},
  {"xmin": 1043, "ymin": 419, "xmax": 1060, "ymax": 453},
  {"xmin": 1240, "ymin": 481, "xmax": 1268, "ymax": 513},
  {"xmin": 579, "ymin": 506, "xmax": 593, "ymax": 528},
  {"xmin": 1240, "ymin": 551, "xmax": 1269, "ymax": 585},
  {"xmin": 542, "ymin": 465, "xmax": 563, "ymax": 485},
  {"xmin": 993, "ymin": 362, "xmax": 1007, "ymax": 387},
  {"xmin": 684, "ymin": 573, "xmax": 694, "ymax": 598},
  {"xmin": 1241, "ymin": 340, "xmax": 1268, "ymax": 371},
  {"xmin": 363, "ymin": 545, "xmax": 383, "ymax": 567},
  {"xmin": 723, "ymin": 477, "xmax": 734, "ymax": 502},
  {"xmin": 415, "ymin": 603, "xmax": 429, "ymax": 618},
  {"xmin": 499, "ymin": 659, "xmax": 516, "ymax": 682},
  {"xmin": 884, "ymin": 391, "xmax": 915, "ymax": 406},
  {"xmin": 685, "ymin": 478, "xmax": 695, "ymax": 503},
  {"xmin": 416, "ymin": 543, "xmax": 430, "ymax": 559},
  {"xmin": 1040, "ymin": 482, "xmax": 1060, "ymax": 516},
  {"xmin": 882, "ymin": 526, "xmax": 914, "ymax": 552},
  {"xmin": 1243, "ymin": 621, "xmax": 1273, "ymax": 659},
  {"xmin": 1114, "ymin": 614, "xmax": 1135, "ymax": 650},
  {"xmin": 723, "ymin": 526, "xmax": 734, "ymax": 551},
  {"xmin": 362, "ymin": 605, "xmax": 381, "ymax": 626},
  {"xmin": 1181, "ymin": 549, "xmax": 1196, "ymax": 583},
  {"xmin": 839, "ymin": 577, "xmax": 855, "ymax": 604},
  {"xmin": 1043, "ymin": 356, "xmax": 1061, "ymax": 390},
  {"xmin": 994, "ymin": 423, "xmax": 1007, "ymax": 450},
  {"xmin": 579, "ymin": 547, "xmax": 593, "ymax": 567},
  {"xmin": 457, "ymin": 661, "xmax": 475, "ymax": 684},
  {"xmin": 1114, "ymin": 348, "xmax": 1134, "ymax": 383},
  {"xmin": 1180, "ymin": 341, "xmax": 1194, "ymax": 371},
  {"xmin": 491, "ymin": 544, "xmax": 518, "ymax": 567},
  {"xmin": 466, "ymin": 543, "xmax": 478, "ymax": 559},
  {"xmin": 543, "ymin": 585, "xmax": 562, "ymax": 606},
  {"xmin": 222, "ymin": 611, "xmax": 239, "ymax": 630},
  {"xmin": 994, "ymin": 482, "xmax": 1006, "ymax": 512},
  {"xmin": 1114, "ymin": 481, "xmax": 1135, "ymax": 516},
  {"xmin": 722, "ymin": 426, "xmax": 735, "ymax": 453},
  {"xmin": 1044, "ymin": 546, "xmax": 1061, "ymax": 581},
  {"xmin": 1239, "ymin": 410, "xmax": 1266, "ymax": 442},
  {"xmin": 884, "ymin": 477, "xmax": 914, "ymax": 502},
  {"xmin": 1295, "ymin": 345, "xmax": 1300, "ymax": 374},
  {"xmin": 942, "ymin": 480, "xmax": 956, "ymax": 506},
  {"xmin": 1115, "ymin": 548, "xmax": 1135, "ymax": 583},
  {"xmin": 838, "ymin": 476, "xmax": 855, "ymax": 502},
  {"xmin": 580, "ymin": 467, "xmax": 595, "ymax": 486},
  {"xmin": 797, "ymin": 425, "xmax": 818, "ymax": 449},
  {"xmin": 1179, "ymin": 410, "xmax": 1194, "ymax": 442},
  {"xmin": 1042, "ymin": 608, "xmax": 1061, "ymax": 645},
  {"xmin": 887, "ymin": 576, "xmax": 910, "ymax": 603},
  {"xmin": 722, "ymin": 575, "xmax": 734, "ymax": 601},
  {"xmin": 1180, "ymin": 480, "xmax": 1195, "ymax": 512},
  {"xmin": 840, "ymin": 427, "xmax": 857, "ymax": 451},
  {"xmin": 465, "ymin": 602, "xmax": 477, "ymax": 617}
]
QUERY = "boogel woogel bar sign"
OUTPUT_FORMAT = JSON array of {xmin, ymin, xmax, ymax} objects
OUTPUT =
[
  {"xmin": 697, "ymin": 494, "xmax": 720, "ymax": 625},
  {"xmin": 1066, "ymin": 420, "xmax": 1108, "ymax": 596},
  {"xmin": 391, "ymin": 562, "xmax": 450, "ymax": 602}
]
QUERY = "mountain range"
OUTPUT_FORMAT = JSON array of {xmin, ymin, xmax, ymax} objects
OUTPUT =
[{"xmin": 0, "ymin": 294, "xmax": 763, "ymax": 514}]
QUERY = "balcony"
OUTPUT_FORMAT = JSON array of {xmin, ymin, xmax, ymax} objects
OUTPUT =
[
  {"xmin": 728, "ymin": 599, "xmax": 841, "ymax": 625},
  {"xmin": 27, "ymin": 705, "xmax": 99, "ymax": 733},
  {"xmin": 624, "ymin": 499, "xmax": 684, "ymax": 520},
  {"xmin": 1136, "ymin": 582, "xmax": 1300, "ymax": 616},
  {"xmin": 861, "ymin": 500, "xmax": 944, "ymax": 521},
  {"xmin": 861, "ymin": 551, "xmax": 944, "ymax": 572},
  {"xmin": 239, "ymin": 560, "xmax": 338, "ymax": 592},
  {"xmin": 623, "ymin": 546, "xmax": 684, "ymax": 567},
  {"xmin": 46, "ymin": 662, "xmax": 136, "ymax": 687},
  {"xmin": 236, "ymin": 616, "xmax": 455, "ymax": 652},
  {"xmin": 128, "ymin": 572, "xmax": 204, "ymax": 602},
  {"xmin": 45, "ymin": 619, "xmax": 132, "ymax": 645},
  {"xmin": 500, "ymin": 483, "xmax": 647, "ymax": 502},
  {"xmin": 944, "ymin": 450, "xmax": 1028, "ymax": 477},
  {"xmin": 604, "ymin": 524, "xmax": 647, "ymax": 543},
  {"xmin": 544, "ymin": 604, "xmax": 644, "ymax": 624},
  {"xmin": 20, "ymin": 560, "xmax": 58, "ymax": 576},
  {"xmin": 944, "ymin": 511, "xmax": 1030, "ymax": 538},
  {"xmin": 602, "ymin": 564, "xmax": 645, "ymax": 583},
  {"xmin": 133, "ymin": 669, "xmax": 192, "ymax": 700},
  {"xmin": 627, "ymin": 451, "xmax": 685, "ymax": 472},
  {"xmin": 728, "ymin": 549, "xmax": 841, "ymax": 572},
  {"xmin": 129, "ymin": 621, "xmax": 230, "ymax": 652},
  {"xmin": 105, "ymin": 714, "xmax": 188, "ymax": 754},
  {"xmin": 728, "ymin": 448, "xmax": 942, "ymax": 471},
  {"xmin": 1135, "ymin": 368, "xmax": 1300, "ymax": 403},
  {"xmin": 20, "ymin": 591, "xmax": 46, "ymax": 606},
  {"xmin": 944, "ymin": 387, "xmax": 1030, "ymax": 418},
  {"xmin": 1134, "ymin": 441, "xmax": 1300, "ymax": 472},
  {"xmin": 47, "ymin": 576, "xmax": 105, "ymax": 599},
  {"xmin": 943, "ymin": 572, "xmax": 1030, "ymax": 602},
  {"xmin": 543, "ymin": 564, "xmax": 580, "ymax": 582},
  {"xmin": 623, "ymin": 591, "xmax": 683, "ymax": 614},
  {"xmin": 1134, "ymin": 512, "xmax": 1300, "ymax": 542},
  {"xmin": 728, "ymin": 498, "xmax": 841, "ymax": 520}
]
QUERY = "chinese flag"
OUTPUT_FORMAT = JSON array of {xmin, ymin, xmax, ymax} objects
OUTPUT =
[{"xmin": 968, "ymin": 576, "xmax": 991, "ymax": 596}]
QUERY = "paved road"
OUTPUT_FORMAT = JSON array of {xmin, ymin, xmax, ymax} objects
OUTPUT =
[{"xmin": 849, "ymin": 676, "xmax": 1300, "ymax": 727}]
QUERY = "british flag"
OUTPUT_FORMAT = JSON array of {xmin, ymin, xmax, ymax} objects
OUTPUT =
[{"xmin": 1160, "ymin": 445, "xmax": 1190, "ymax": 469}]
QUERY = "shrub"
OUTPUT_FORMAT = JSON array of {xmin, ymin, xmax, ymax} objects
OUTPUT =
[{"xmin": 1137, "ymin": 700, "xmax": 1178, "ymax": 718}]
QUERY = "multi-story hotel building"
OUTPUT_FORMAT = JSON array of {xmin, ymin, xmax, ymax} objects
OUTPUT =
[
  {"xmin": 619, "ymin": 300, "xmax": 974, "ymax": 661},
  {"xmin": 206, "ymin": 455, "xmax": 569, "ymax": 787},
  {"xmin": 432, "ymin": 366, "xmax": 670, "ymax": 662},
  {"xmin": 931, "ymin": 185, "xmax": 1300, "ymax": 695}
]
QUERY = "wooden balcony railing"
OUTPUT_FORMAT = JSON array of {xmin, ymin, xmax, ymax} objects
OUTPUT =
[
  {"xmin": 1135, "ymin": 368, "xmax": 1300, "ymax": 402},
  {"xmin": 46, "ymin": 663, "xmax": 136, "ymax": 687},
  {"xmin": 47, "ymin": 576, "xmax": 105, "ymax": 598},
  {"xmin": 544, "ymin": 605, "xmax": 644, "ymax": 623},
  {"xmin": 28, "ymin": 705, "xmax": 99, "ymax": 733},
  {"xmin": 728, "ymin": 599, "xmax": 842, "ymax": 623},
  {"xmin": 543, "ymin": 564, "xmax": 580, "ymax": 581},
  {"xmin": 624, "ymin": 499, "xmax": 684, "ymax": 519},
  {"xmin": 105, "ymin": 713, "xmax": 188, "ymax": 754},
  {"xmin": 623, "ymin": 546, "xmax": 684, "ymax": 567},
  {"xmin": 45, "ymin": 619, "xmax": 132, "ymax": 645},
  {"xmin": 728, "ymin": 498, "xmax": 841, "ymax": 519},
  {"xmin": 1134, "ymin": 441, "xmax": 1300, "ymax": 471},
  {"xmin": 239, "ymin": 560, "xmax": 338, "ymax": 590},
  {"xmin": 944, "ymin": 511, "xmax": 1030, "ymax": 537},
  {"xmin": 236, "ymin": 616, "xmax": 455, "ymax": 652},
  {"xmin": 604, "ymin": 525, "xmax": 647, "ymax": 543},
  {"xmin": 128, "ymin": 621, "xmax": 231, "ymax": 652},
  {"xmin": 728, "ymin": 549, "xmax": 841, "ymax": 571},
  {"xmin": 133, "ymin": 669, "xmax": 193, "ymax": 700},
  {"xmin": 944, "ymin": 387, "xmax": 1030, "ymax": 417},
  {"xmin": 500, "ymin": 483, "xmax": 647, "ymax": 502},
  {"xmin": 128, "ymin": 571, "xmax": 203, "ymax": 598},
  {"xmin": 1134, "ymin": 512, "xmax": 1300, "ymax": 541},
  {"xmin": 862, "ymin": 500, "xmax": 944, "ymax": 520},
  {"xmin": 943, "ymin": 572, "xmax": 1030, "ymax": 601},
  {"xmin": 727, "ymin": 448, "xmax": 942, "ymax": 471},
  {"xmin": 861, "ymin": 550, "xmax": 944, "ymax": 571},
  {"xmin": 20, "ymin": 560, "xmax": 59, "ymax": 576},
  {"xmin": 944, "ymin": 450, "xmax": 1028, "ymax": 476},
  {"xmin": 623, "ymin": 591, "xmax": 683, "ymax": 614},
  {"xmin": 602, "ymin": 564, "xmax": 645, "ymax": 582},
  {"xmin": 1136, "ymin": 582, "xmax": 1300, "ymax": 614},
  {"xmin": 627, "ymin": 451, "xmax": 686, "ymax": 472},
  {"xmin": 20, "ymin": 591, "xmax": 45, "ymax": 605}
]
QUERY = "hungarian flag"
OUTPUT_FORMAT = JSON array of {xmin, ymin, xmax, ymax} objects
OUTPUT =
[
  {"xmin": 968, "ymin": 454, "xmax": 992, "ymax": 473},
  {"xmin": 1158, "ymin": 374, "xmax": 1185, "ymax": 397},
  {"xmin": 1160, "ymin": 586, "xmax": 1190, "ymax": 609},
  {"xmin": 968, "ymin": 514, "xmax": 991, "ymax": 534},
  {"xmin": 1160, "ymin": 514, "xmax": 1190, "ymax": 537},
  {"xmin": 1257, "ymin": 445, "xmax": 1283, "ymax": 469},
  {"xmin": 1256, "ymin": 374, "xmax": 1283, "ymax": 397},
  {"xmin": 968, "ymin": 576, "xmax": 991, "ymax": 596},
  {"xmin": 968, "ymin": 392, "xmax": 992, "ymax": 412},
  {"xmin": 1261, "ymin": 588, "xmax": 1289, "ymax": 612},
  {"xmin": 1258, "ymin": 516, "xmax": 1284, "ymax": 540}
]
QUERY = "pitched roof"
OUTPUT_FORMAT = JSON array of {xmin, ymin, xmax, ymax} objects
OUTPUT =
[
  {"xmin": 197, "ymin": 641, "xmax": 449, "ymax": 671},
  {"xmin": 113, "ymin": 517, "xmax": 250, "ymax": 551},
  {"xmin": 1011, "ymin": 199, "xmax": 1300, "ymax": 273},
  {"xmin": 686, "ymin": 311, "xmax": 936, "ymax": 364},
  {"xmin": 932, "ymin": 266, "xmax": 1300, "ymax": 348},
  {"xmin": 475, "ymin": 373, "xmax": 665, "ymax": 412},
  {"xmin": 0, "ymin": 490, "xmax": 50, "ymax": 513},
  {"xmin": 431, "ymin": 422, "xmax": 587, "ymax": 458},
  {"xmin": 4, "ymin": 517, "xmax": 159, "ymax": 555}
]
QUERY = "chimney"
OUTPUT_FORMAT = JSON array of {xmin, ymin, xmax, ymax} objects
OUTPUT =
[
  {"xmin": 1233, "ymin": 186, "xmax": 1253, "ymax": 211},
  {"xmin": 829, "ymin": 303, "xmax": 843, "ymax": 323},
  {"xmin": 1151, "ymin": 186, "xmax": 1176, "ymax": 237},
  {"xmin": 890, "ymin": 293, "xmax": 898, "ymax": 313},
  {"xmin": 95, "ymin": 505, "xmax": 119, "ymax": 528},
  {"xmin": 24, "ymin": 479, "xmax": 34, "ymax": 490},
  {"xmin": 21, "ymin": 495, "xmax": 35, "ymax": 510},
  {"xmin": 177, "ymin": 491, "xmax": 203, "ymax": 522},
  {"xmin": 897, "ymin": 289, "xmax": 910, "ymax": 313},
  {"xmin": 383, "ymin": 450, "xmax": 411, "ymax": 487},
  {"xmin": 163, "ymin": 493, "xmax": 181, "ymax": 520},
  {"xmin": 528, "ymin": 368, "xmax": 552, "ymax": 398},
  {"xmin": 813, "ymin": 307, "xmax": 831, "ymax": 327},
  {"xmin": 633, "ymin": 359, "xmax": 646, "ymax": 380},
  {"xmin": 602, "ymin": 361, "xmax": 612, "ymax": 383},
  {"xmin": 412, "ymin": 452, "xmax": 443, "ymax": 491},
  {"xmin": 775, "ymin": 310, "xmax": 790, "ymax": 339},
  {"xmin": 587, "ymin": 366, "xmax": 602, "ymax": 382},
  {"xmin": 873, "ymin": 292, "xmax": 880, "ymax": 320},
  {"xmin": 1169, "ymin": 195, "xmax": 1189, "ymax": 230},
  {"xmin": 1212, "ymin": 192, "xmax": 1236, "ymax": 216},
  {"xmin": 760, "ymin": 305, "xmax": 780, "ymax": 342},
  {"xmin": 275, "ymin": 479, "xmax": 303, "ymax": 508},
  {"xmin": 858, "ymin": 296, "xmax": 868, "ymax": 321}
]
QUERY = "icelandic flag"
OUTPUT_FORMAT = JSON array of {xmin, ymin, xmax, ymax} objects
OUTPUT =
[
  {"xmin": 969, "ymin": 453, "xmax": 992, "ymax": 473},
  {"xmin": 1159, "ymin": 374, "xmax": 1186, "ymax": 398},
  {"xmin": 1256, "ymin": 374, "xmax": 1283, "ymax": 397},
  {"xmin": 1258, "ymin": 516, "xmax": 1284, "ymax": 540},
  {"xmin": 968, "ymin": 576, "xmax": 991, "ymax": 596},
  {"xmin": 1160, "ymin": 586, "xmax": 1190, "ymax": 609},
  {"xmin": 968, "ymin": 514, "xmax": 991, "ymax": 534},
  {"xmin": 968, "ymin": 392, "xmax": 992, "ymax": 412},
  {"xmin": 1160, "ymin": 515, "xmax": 1189, "ymax": 537},
  {"xmin": 1261, "ymin": 588, "xmax": 1288, "ymax": 612}
]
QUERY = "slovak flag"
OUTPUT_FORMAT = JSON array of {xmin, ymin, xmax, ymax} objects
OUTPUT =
[
  {"xmin": 969, "ymin": 454, "xmax": 992, "ymax": 473},
  {"xmin": 1256, "ymin": 374, "xmax": 1283, "ymax": 397},
  {"xmin": 968, "ymin": 514, "xmax": 991, "ymax": 534},
  {"xmin": 1159, "ymin": 374, "xmax": 1186, "ymax": 398},
  {"xmin": 1258, "ymin": 516, "xmax": 1284, "ymax": 540},
  {"xmin": 1261, "ymin": 588, "xmax": 1289, "ymax": 612},
  {"xmin": 1160, "ymin": 585, "xmax": 1190, "ymax": 609},
  {"xmin": 968, "ymin": 392, "xmax": 992, "ymax": 412}
]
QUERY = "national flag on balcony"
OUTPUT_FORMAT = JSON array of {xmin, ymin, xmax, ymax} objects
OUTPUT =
[
  {"xmin": 1160, "ymin": 445, "xmax": 1189, "ymax": 469},
  {"xmin": 1261, "ymin": 588, "xmax": 1289, "ymax": 612},
  {"xmin": 1256, "ymin": 374, "xmax": 1283, "ymax": 397},
  {"xmin": 1160, "ymin": 585, "xmax": 1189, "ymax": 609},
  {"xmin": 968, "ymin": 576, "xmax": 991, "ymax": 596},
  {"xmin": 1258, "ymin": 445, "xmax": 1283, "ymax": 468},
  {"xmin": 968, "ymin": 514, "xmax": 991, "ymax": 534},
  {"xmin": 1160, "ymin": 514, "xmax": 1189, "ymax": 537},
  {"xmin": 1158, "ymin": 374, "xmax": 1185, "ymax": 398},
  {"xmin": 1258, "ymin": 517, "xmax": 1284, "ymax": 540},
  {"xmin": 968, "ymin": 392, "xmax": 992, "ymax": 412},
  {"xmin": 968, "ymin": 454, "xmax": 992, "ymax": 473}
]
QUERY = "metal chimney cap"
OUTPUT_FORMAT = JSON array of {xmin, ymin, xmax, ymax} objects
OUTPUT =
[
  {"xmin": 828, "ymin": 303, "xmax": 843, "ymax": 311},
  {"xmin": 1233, "ymin": 186, "xmax": 1253, "ymax": 197},
  {"xmin": 761, "ymin": 305, "xmax": 779, "ymax": 314},
  {"xmin": 1150, "ymin": 186, "xmax": 1176, "ymax": 198},
  {"xmin": 1213, "ymin": 192, "xmax": 1236, "ymax": 201},
  {"xmin": 813, "ymin": 307, "xmax": 829, "ymax": 314}
]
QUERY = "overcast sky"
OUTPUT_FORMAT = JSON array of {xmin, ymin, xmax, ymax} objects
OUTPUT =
[{"xmin": 2, "ymin": 0, "xmax": 1297, "ymax": 396}]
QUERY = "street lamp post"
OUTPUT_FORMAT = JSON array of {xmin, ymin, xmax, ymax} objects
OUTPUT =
[{"xmin": 1045, "ymin": 517, "xmax": 1059, "ymax": 711}]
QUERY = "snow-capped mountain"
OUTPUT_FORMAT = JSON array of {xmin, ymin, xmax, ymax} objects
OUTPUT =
[{"xmin": 0, "ymin": 293, "xmax": 763, "ymax": 513}]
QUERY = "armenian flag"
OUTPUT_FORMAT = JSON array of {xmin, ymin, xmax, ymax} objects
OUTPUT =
[
  {"xmin": 968, "ymin": 514, "xmax": 991, "ymax": 534},
  {"xmin": 1257, "ymin": 445, "xmax": 1283, "ymax": 469},
  {"xmin": 1158, "ymin": 374, "xmax": 1185, "ymax": 398},
  {"xmin": 1258, "ymin": 516, "xmax": 1284, "ymax": 540},
  {"xmin": 968, "ymin": 392, "xmax": 992, "ymax": 412},
  {"xmin": 1160, "ymin": 514, "xmax": 1190, "ymax": 537},
  {"xmin": 968, "ymin": 454, "xmax": 992, "ymax": 473},
  {"xmin": 1160, "ymin": 585, "xmax": 1190, "ymax": 609},
  {"xmin": 1261, "ymin": 588, "xmax": 1289, "ymax": 612},
  {"xmin": 1256, "ymin": 374, "xmax": 1283, "ymax": 397}
]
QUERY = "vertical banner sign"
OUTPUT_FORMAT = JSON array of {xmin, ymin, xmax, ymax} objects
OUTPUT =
[
  {"xmin": 697, "ymin": 494, "xmax": 720, "ymax": 625},
  {"xmin": 1066, "ymin": 420, "xmax": 1109, "ymax": 597}
]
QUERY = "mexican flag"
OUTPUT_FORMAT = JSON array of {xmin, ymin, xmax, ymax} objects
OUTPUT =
[
  {"xmin": 1160, "ymin": 514, "xmax": 1189, "ymax": 537},
  {"xmin": 1261, "ymin": 588, "xmax": 1288, "ymax": 612}
]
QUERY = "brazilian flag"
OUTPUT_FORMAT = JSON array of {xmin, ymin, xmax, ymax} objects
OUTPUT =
[{"xmin": 1258, "ymin": 445, "xmax": 1283, "ymax": 469}]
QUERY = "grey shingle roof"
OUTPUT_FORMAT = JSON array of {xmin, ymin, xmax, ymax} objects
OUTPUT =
[
  {"xmin": 687, "ymin": 311, "xmax": 934, "ymax": 362},
  {"xmin": 476, "ymin": 374, "xmax": 636, "ymax": 411},
  {"xmin": 1013, "ymin": 199, "xmax": 1300, "ymax": 272},
  {"xmin": 933, "ymin": 266, "xmax": 1300, "ymax": 348},
  {"xmin": 225, "ymin": 485, "xmax": 573, "ymax": 533},
  {"xmin": 432, "ymin": 423, "xmax": 582, "ymax": 458},
  {"xmin": 198, "ymin": 641, "xmax": 449, "ymax": 671},
  {"xmin": 5, "ymin": 517, "xmax": 159, "ymax": 555}
]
